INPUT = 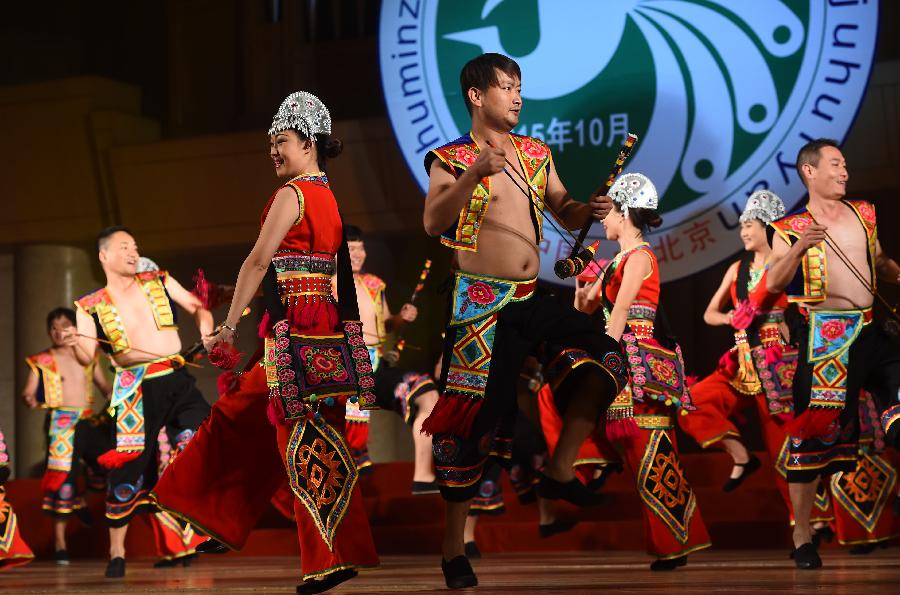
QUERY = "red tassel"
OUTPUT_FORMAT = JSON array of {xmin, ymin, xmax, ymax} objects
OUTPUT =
[
  {"xmin": 98, "ymin": 449, "xmax": 142, "ymax": 470},
  {"xmin": 41, "ymin": 470, "xmax": 68, "ymax": 493},
  {"xmin": 605, "ymin": 418, "xmax": 639, "ymax": 442},
  {"xmin": 258, "ymin": 312, "xmax": 271, "ymax": 338},
  {"xmin": 785, "ymin": 408, "xmax": 841, "ymax": 439},
  {"xmin": 763, "ymin": 343, "xmax": 783, "ymax": 365},
  {"xmin": 216, "ymin": 371, "xmax": 240, "ymax": 395},
  {"xmin": 267, "ymin": 397, "xmax": 286, "ymax": 426},
  {"xmin": 421, "ymin": 394, "xmax": 482, "ymax": 438},
  {"xmin": 208, "ymin": 343, "xmax": 243, "ymax": 370},
  {"xmin": 685, "ymin": 374, "xmax": 700, "ymax": 388}
]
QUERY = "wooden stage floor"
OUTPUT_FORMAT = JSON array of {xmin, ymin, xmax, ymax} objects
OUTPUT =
[{"xmin": 2, "ymin": 550, "xmax": 899, "ymax": 593}]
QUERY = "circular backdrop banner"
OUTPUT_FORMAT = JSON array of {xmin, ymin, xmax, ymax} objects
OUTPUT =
[{"xmin": 380, "ymin": 0, "xmax": 878, "ymax": 282}]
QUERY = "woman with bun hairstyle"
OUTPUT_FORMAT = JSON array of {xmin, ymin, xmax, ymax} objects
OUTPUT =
[
  {"xmin": 540, "ymin": 173, "xmax": 710, "ymax": 570},
  {"xmin": 153, "ymin": 92, "xmax": 378, "ymax": 594}
]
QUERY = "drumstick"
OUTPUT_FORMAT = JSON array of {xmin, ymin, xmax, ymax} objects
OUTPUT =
[{"xmin": 76, "ymin": 334, "xmax": 203, "ymax": 369}]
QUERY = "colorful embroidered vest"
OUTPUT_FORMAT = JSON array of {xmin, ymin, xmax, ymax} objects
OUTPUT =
[
  {"xmin": 424, "ymin": 132, "xmax": 551, "ymax": 251},
  {"xmin": 357, "ymin": 273, "xmax": 386, "ymax": 341},
  {"xmin": 25, "ymin": 350, "xmax": 95, "ymax": 409},
  {"xmin": 75, "ymin": 271, "xmax": 177, "ymax": 355},
  {"xmin": 770, "ymin": 200, "xmax": 877, "ymax": 304}
]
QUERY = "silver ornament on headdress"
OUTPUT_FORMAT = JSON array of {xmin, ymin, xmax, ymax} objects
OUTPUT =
[
  {"xmin": 137, "ymin": 257, "xmax": 159, "ymax": 273},
  {"xmin": 268, "ymin": 91, "xmax": 332, "ymax": 138},
  {"xmin": 608, "ymin": 172, "xmax": 658, "ymax": 216},
  {"xmin": 739, "ymin": 190, "xmax": 785, "ymax": 225}
]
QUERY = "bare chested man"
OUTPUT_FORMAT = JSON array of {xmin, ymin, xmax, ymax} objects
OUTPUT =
[
  {"xmin": 67, "ymin": 226, "xmax": 212, "ymax": 577},
  {"xmin": 342, "ymin": 225, "xmax": 442, "ymax": 490},
  {"xmin": 21, "ymin": 307, "xmax": 111, "ymax": 564},
  {"xmin": 421, "ymin": 53, "xmax": 627, "ymax": 589},
  {"xmin": 766, "ymin": 139, "xmax": 900, "ymax": 569}
]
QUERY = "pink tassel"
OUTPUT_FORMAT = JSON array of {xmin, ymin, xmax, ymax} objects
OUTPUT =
[
  {"xmin": 605, "ymin": 418, "xmax": 639, "ymax": 441},
  {"xmin": 731, "ymin": 300, "xmax": 758, "ymax": 330},
  {"xmin": 267, "ymin": 397, "xmax": 286, "ymax": 426}
]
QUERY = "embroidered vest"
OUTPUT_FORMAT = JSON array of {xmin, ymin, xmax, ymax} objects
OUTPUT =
[
  {"xmin": 424, "ymin": 132, "xmax": 551, "ymax": 251},
  {"xmin": 75, "ymin": 271, "xmax": 178, "ymax": 355},
  {"xmin": 357, "ymin": 273, "xmax": 386, "ymax": 341},
  {"xmin": 25, "ymin": 350, "xmax": 95, "ymax": 409},
  {"xmin": 770, "ymin": 200, "xmax": 877, "ymax": 304}
]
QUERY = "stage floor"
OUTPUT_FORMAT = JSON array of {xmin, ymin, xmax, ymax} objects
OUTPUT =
[{"xmin": 2, "ymin": 550, "xmax": 898, "ymax": 593}]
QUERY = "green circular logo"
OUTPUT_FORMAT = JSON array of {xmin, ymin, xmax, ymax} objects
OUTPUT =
[{"xmin": 380, "ymin": 0, "xmax": 878, "ymax": 281}]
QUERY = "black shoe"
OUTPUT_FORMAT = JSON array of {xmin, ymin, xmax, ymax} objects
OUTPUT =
[
  {"xmin": 464, "ymin": 541, "xmax": 481, "ymax": 559},
  {"xmin": 153, "ymin": 553, "xmax": 196, "ymax": 568},
  {"xmin": 411, "ymin": 481, "xmax": 440, "ymax": 496},
  {"xmin": 723, "ymin": 455, "xmax": 761, "ymax": 492},
  {"xmin": 441, "ymin": 556, "xmax": 477, "ymax": 589},
  {"xmin": 650, "ymin": 556, "xmax": 687, "ymax": 571},
  {"xmin": 196, "ymin": 538, "xmax": 229, "ymax": 554},
  {"xmin": 74, "ymin": 506, "xmax": 93, "ymax": 528},
  {"xmin": 792, "ymin": 543, "xmax": 822, "ymax": 569},
  {"xmin": 296, "ymin": 568, "xmax": 358, "ymax": 594},
  {"xmin": 55, "ymin": 549, "xmax": 70, "ymax": 566},
  {"xmin": 538, "ymin": 474, "xmax": 606, "ymax": 507},
  {"xmin": 812, "ymin": 525, "xmax": 835, "ymax": 548},
  {"xmin": 105, "ymin": 557, "xmax": 126, "ymax": 578},
  {"xmin": 539, "ymin": 518, "xmax": 578, "ymax": 538},
  {"xmin": 849, "ymin": 543, "xmax": 879, "ymax": 555}
]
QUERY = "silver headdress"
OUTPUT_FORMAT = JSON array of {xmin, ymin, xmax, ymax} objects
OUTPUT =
[
  {"xmin": 608, "ymin": 172, "xmax": 658, "ymax": 216},
  {"xmin": 740, "ymin": 190, "xmax": 785, "ymax": 225},
  {"xmin": 268, "ymin": 91, "xmax": 332, "ymax": 138}
]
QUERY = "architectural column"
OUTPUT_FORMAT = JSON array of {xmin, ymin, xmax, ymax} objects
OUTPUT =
[{"xmin": 13, "ymin": 244, "xmax": 99, "ymax": 478}]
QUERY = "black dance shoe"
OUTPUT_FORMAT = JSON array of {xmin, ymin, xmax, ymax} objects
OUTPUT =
[
  {"xmin": 722, "ymin": 455, "xmax": 761, "ymax": 492},
  {"xmin": 54, "ymin": 549, "xmax": 70, "ymax": 566},
  {"xmin": 650, "ymin": 555, "xmax": 687, "ymax": 571},
  {"xmin": 812, "ymin": 525, "xmax": 835, "ymax": 548},
  {"xmin": 296, "ymin": 568, "xmax": 358, "ymax": 594},
  {"xmin": 792, "ymin": 543, "xmax": 822, "ymax": 569},
  {"xmin": 538, "ymin": 474, "xmax": 606, "ymax": 507},
  {"xmin": 196, "ymin": 538, "xmax": 229, "ymax": 554},
  {"xmin": 153, "ymin": 553, "xmax": 196, "ymax": 568},
  {"xmin": 441, "ymin": 555, "xmax": 477, "ymax": 589},
  {"xmin": 464, "ymin": 541, "xmax": 481, "ymax": 559},
  {"xmin": 105, "ymin": 556, "xmax": 126, "ymax": 578},
  {"xmin": 539, "ymin": 518, "xmax": 578, "ymax": 538}
]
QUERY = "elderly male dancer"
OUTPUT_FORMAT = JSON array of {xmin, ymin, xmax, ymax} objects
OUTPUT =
[
  {"xmin": 68, "ymin": 226, "xmax": 212, "ymax": 577},
  {"xmin": 422, "ymin": 52, "xmax": 627, "ymax": 588},
  {"xmin": 766, "ymin": 139, "xmax": 900, "ymax": 569}
]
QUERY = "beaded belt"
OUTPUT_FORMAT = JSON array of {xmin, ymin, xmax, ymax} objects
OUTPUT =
[
  {"xmin": 272, "ymin": 251, "xmax": 336, "ymax": 276},
  {"xmin": 757, "ymin": 322, "xmax": 783, "ymax": 348}
]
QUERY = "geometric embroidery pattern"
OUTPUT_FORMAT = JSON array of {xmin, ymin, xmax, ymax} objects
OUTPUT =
[
  {"xmin": 286, "ymin": 417, "xmax": 358, "ymax": 551},
  {"xmin": 115, "ymin": 388, "xmax": 146, "ymax": 452},
  {"xmin": 637, "ymin": 430, "xmax": 696, "ymax": 544},
  {"xmin": 831, "ymin": 452, "xmax": 896, "ymax": 534},
  {"xmin": 47, "ymin": 408, "xmax": 81, "ymax": 473},
  {"xmin": 446, "ymin": 314, "xmax": 498, "ymax": 400},
  {"xmin": 807, "ymin": 310, "xmax": 864, "ymax": 410}
]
